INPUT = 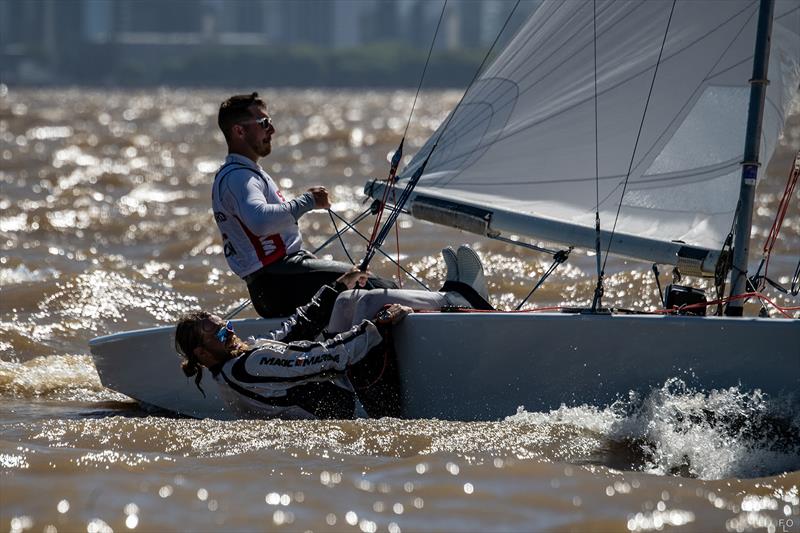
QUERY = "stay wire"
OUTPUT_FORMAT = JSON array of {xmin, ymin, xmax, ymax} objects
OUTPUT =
[
  {"xmin": 591, "ymin": 0, "xmax": 603, "ymax": 311},
  {"xmin": 361, "ymin": 0, "xmax": 521, "ymax": 271},
  {"xmin": 312, "ymin": 205, "xmax": 374, "ymax": 255},
  {"xmin": 515, "ymin": 248, "xmax": 571, "ymax": 311},
  {"xmin": 328, "ymin": 209, "xmax": 355, "ymax": 265},
  {"xmin": 601, "ymin": 0, "xmax": 676, "ymax": 275},
  {"xmin": 362, "ymin": 0, "xmax": 449, "ymax": 269},
  {"xmin": 329, "ymin": 210, "xmax": 431, "ymax": 291},
  {"xmin": 401, "ymin": 0, "xmax": 447, "ymax": 138}
]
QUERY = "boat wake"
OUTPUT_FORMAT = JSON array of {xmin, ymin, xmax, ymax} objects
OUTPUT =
[
  {"xmin": 507, "ymin": 378, "xmax": 800, "ymax": 480},
  {"xmin": 3, "ymin": 352, "xmax": 797, "ymax": 481}
]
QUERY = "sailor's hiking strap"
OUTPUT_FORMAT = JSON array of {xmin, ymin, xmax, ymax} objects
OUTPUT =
[{"xmin": 439, "ymin": 280, "xmax": 494, "ymax": 311}]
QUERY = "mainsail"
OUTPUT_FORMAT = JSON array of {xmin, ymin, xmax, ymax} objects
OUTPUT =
[{"xmin": 368, "ymin": 0, "xmax": 800, "ymax": 273}]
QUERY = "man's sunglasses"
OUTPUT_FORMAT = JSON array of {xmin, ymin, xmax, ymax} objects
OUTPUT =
[{"xmin": 241, "ymin": 116, "xmax": 273, "ymax": 130}]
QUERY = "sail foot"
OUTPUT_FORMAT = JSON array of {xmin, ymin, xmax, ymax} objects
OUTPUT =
[
  {"xmin": 675, "ymin": 246, "xmax": 709, "ymax": 277},
  {"xmin": 410, "ymin": 196, "xmax": 496, "ymax": 238}
]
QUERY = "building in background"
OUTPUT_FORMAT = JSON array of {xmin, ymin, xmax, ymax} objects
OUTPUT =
[{"xmin": 0, "ymin": 0, "xmax": 536, "ymax": 85}]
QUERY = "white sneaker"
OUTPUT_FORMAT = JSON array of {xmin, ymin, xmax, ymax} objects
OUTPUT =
[
  {"xmin": 441, "ymin": 246, "xmax": 458, "ymax": 282},
  {"xmin": 456, "ymin": 245, "xmax": 489, "ymax": 301}
]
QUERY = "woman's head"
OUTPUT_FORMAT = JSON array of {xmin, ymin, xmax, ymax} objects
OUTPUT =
[{"xmin": 174, "ymin": 312, "xmax": 238, "ymax": 395}]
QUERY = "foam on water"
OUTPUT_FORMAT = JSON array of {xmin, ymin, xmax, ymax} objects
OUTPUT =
[
  {"xmin": 3, "ymin": 372, "xmax": 795, "ymax": 480},
  {"xmin": 0, "ymin": 354, "xmax": 113, "ymax": 401},
  {"xmin": 0, "ymin": 264, "xmax": 60, "ymax": 286},
  {"xmin": 507, "ymin": 378, "xmax": 800, "ymax": 480}
]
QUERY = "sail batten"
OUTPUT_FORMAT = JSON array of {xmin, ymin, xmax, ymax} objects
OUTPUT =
[{"xmin": 369, "ymin": 0, "xmax": 800, "ymax": 266}]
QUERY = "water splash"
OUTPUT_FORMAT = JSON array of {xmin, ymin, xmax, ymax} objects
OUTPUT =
[
  {"xmin": 0, "ymin": 354, "xmax": 112, "ymax": 400},
  {"xmin": 510, "ymin": 378, "xmax": 800, "ymax": 480}
]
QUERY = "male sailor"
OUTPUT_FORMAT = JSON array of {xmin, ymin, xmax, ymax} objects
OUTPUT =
[
  {"xmin": 175, "ymin": 269, "xmax": 409, "ymax": 420},
  {"xmin": 212, "ymin": 92, "xmax": 396, "ymax": 318}
]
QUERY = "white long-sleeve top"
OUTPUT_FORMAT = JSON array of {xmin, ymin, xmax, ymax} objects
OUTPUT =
[{"xmin": 211, "ymin": 154, "xmax": 316, "ymax": 278}]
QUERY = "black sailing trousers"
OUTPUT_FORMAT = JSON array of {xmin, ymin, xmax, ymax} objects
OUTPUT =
[{"xmin": 245, "ymin": 250, "xmax": 398, "ymax": 318}]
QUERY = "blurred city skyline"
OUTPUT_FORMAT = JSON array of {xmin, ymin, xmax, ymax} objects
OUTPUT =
[{"xmin": 0, "ymin": 0, "xmax": 538, "ymax": 87}]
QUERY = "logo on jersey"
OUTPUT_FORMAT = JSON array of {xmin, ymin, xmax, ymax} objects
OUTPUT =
[
  {"xmin": 214, "ymin": 211, "xmax": 227, "ymax": 222},
  {"xmin": 259, "ymin": 353, "xmax": 340, "ymax": 367}
]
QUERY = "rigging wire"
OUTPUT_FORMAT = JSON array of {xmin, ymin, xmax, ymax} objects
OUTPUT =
[
  {"xmin": 362, "ymin": 0, "xmax": 449, "ymax": 271},
  {"xmin": 599, "ymin": 0, "xmax": 677, "ymax": 277},
  {"xmin": 328, "ymin": 209, "xmax": 355, "ymax": 265},
  {"xmin": 515, "ymin": 248, "xmax": 571, "ymax": 310},
  {"xmin": 391, "ymin": 185, "xmax": 403, "ymax": 287},
  {"xmin": 329, "ymin": 210, "xmax": 430, "ymax": 290},
  {"xmin": 360, "ymin": 0, "xmax": 522, "ymax": 271},
  {"xmin": 590, "ymin": 0, "xmax": 603, "ymax": 311},
  {"xmin": 312, "ymin": 204, "xmax": 375, "ymax": 255}
]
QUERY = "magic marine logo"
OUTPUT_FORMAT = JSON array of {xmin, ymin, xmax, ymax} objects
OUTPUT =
[
  {"xmin": 779, "ymin": 519, "xmax": 796, "ymax": 533},
  {"xmin": 260, "ymin": 353, "xmax": 340, "ymax": 368}
]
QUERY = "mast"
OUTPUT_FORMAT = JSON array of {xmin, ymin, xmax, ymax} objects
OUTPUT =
[{"xmin": 726, "ymin": 0, "xmax": 775, "ymax": 316}]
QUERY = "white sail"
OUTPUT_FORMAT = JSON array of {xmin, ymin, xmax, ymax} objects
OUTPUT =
[{"xmin": 372, "ymin": 0, "xmax": 800, "ymax": 272}]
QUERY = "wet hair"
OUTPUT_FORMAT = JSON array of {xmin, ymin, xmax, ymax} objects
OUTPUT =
[
  {"xmin": 217, "ymin": 92, "xmax": 266, "ymax": 142},
  {"xmin": 174, "ymin": 311, "xmax": 214, "ymax": 397}
]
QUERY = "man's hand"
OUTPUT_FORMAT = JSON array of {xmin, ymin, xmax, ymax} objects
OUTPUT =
[
  {"xmin": 307, "ymin": 186, "xmax": 331, "ymax": 209},
  {"xmin": 337, "ymin": 268, "xmax": 369, "ymax": 289},
  {"xmin": 374, "ymin": 304, "xmax": 413, "ymax": 325}
]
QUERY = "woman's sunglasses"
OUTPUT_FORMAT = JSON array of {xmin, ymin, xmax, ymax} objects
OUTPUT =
[
  {"xmin": 215, "ymin": 321, "xmax": 234, "ymax": 343},
  {"xmin": 200, "ymin": 319, "xmax": 234, "ymax": 343}
]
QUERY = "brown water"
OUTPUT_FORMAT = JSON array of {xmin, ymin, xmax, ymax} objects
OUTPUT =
[{"xmin": 1, "ymin": 86, "xmax": 799, "ymax": 532}]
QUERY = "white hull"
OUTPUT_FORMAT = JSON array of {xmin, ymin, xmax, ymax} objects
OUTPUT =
[
  {"xmin": 89, "ymin": 313, "xmax": 799, "ymax": 420},
  {"xmin": 391, "ymin": 313, "xmax": 799, "ymax": 420},
  {"xmin": 90, "ymin": 318, "xmax": 285, "ymax": 419}
]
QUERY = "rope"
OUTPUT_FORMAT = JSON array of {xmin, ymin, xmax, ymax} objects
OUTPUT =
[
  {"xmin": 750, "ymin": 151, "xmax": 799, "ymax": 293},
  {"xmin": 223, "ymin": 298, "xmax": 252, "ymax": 321},
  {"xmin": 420, "ymin": 291, "xmax": 798, "ymax": 318},
  {"xmin": 391, "ymin": 184, "xmax": 402, "ymax": 287},
  {"xmin": 655, "ymin": 291, "xmax": 796, "ymax": 319}
]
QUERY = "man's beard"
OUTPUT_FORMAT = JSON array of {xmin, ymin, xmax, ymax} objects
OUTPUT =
[{"xmin": 253, "ymin": 138, "xmax": 271, "ymax": 157}]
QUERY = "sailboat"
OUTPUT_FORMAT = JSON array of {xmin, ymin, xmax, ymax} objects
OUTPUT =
[{"xmin": 90, "ymin": 0, "xmax": 800, "ymax": 420}]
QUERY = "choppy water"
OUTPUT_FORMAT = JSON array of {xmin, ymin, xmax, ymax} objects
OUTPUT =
[{"xmin": 1, "ymin": 86, "xmax": 799, "ymax": 532}]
